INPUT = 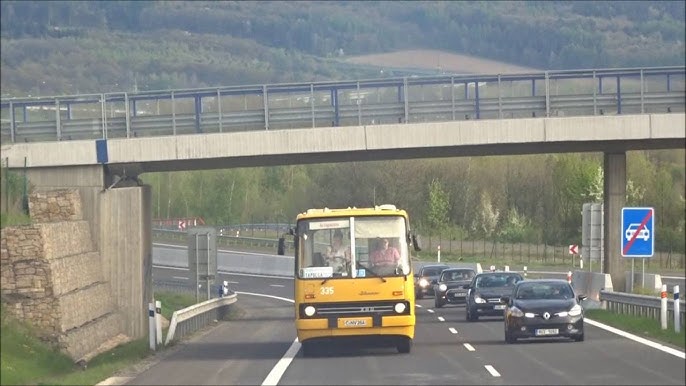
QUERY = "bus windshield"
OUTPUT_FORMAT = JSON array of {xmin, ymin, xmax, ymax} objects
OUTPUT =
[{"xmin": 296, "ymin": 215, "xmax": 410, "ymax": 279}]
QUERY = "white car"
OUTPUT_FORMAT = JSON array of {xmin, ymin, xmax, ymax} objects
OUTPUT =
[{"xmin": 625, "ymin": 223, "xmax": 650, "ymax": 241}]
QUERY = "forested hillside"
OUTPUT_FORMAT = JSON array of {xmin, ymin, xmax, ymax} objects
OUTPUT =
[
  {"xmin": 1, "ymin": 1, "xmax": 684, "ymax": 254},
  {"xmin": 1, "ymin": 0, "xmax": 684, "ymax": 95}
]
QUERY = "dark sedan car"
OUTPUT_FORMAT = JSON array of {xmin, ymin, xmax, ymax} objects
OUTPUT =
[
  {"xmin": 434, "ymin": 268, "xmax": 476, "ymax": 308},
  {"xmin": 414, "ymin": 264, "xmax": 450, "ymax": 299},
  {"xmin": 464, "ymin": 272, "xmax": 523, "ymax": 321},
  {"xmin": 501, "ymin": 279, "xmax": 586, "ymax": 343}
]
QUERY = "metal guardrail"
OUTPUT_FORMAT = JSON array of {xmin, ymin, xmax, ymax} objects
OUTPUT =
[
  {"xmin": 152, "ymin": 228, "xmax": 294, "ymax": 251},
  {"xmin": 599, "ymin": 289, "xmax": 685, "ymax": 327},
  {"xmin": 164, "ymin": 294, "xmax": 237, "ymax": 346},
  {"xmin": 1, "ymin": 66, "xmax": 684, "ymax": 143}
]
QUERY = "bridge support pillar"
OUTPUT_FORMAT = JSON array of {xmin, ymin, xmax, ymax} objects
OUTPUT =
[
  {"xmin": 603, "ymin": 152, "xmax": 627, "ymax": 292},
  {"xmin": 22, "ymin": 164, "xmax": 152, "ymax": 339}
]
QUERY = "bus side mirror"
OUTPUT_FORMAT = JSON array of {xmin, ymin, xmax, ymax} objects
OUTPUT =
[
  {"xmin": 412, "ymin": 234, "xmax": 422, "ymax": 251},
  {"xmin": 277, "ymin": 237, "xmax": 286, "ymax": 255}
]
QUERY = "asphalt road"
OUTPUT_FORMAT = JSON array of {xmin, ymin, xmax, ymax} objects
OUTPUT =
[{"xmin": 139, "ymin": 246, "xmax": 686, "ymax": 385}]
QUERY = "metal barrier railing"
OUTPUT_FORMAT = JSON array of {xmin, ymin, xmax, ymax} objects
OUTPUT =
[
  {"xmin": 164, "ymin": 294, "xmax": 237, "ymax": 346},
  {"xmin": 599, "ymin": 289, "xmax": 685, "ymax": 327}
]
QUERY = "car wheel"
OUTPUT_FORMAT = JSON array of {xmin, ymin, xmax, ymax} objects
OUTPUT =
[
  {"xmin": 574, "ymin": 333, "xmax": 585, "ymax": 342},
  {"xmin": 416, "ymin": 291, "xmax": 424, "ymax": 300},
  {"xmin": 396, "ymin": 337, "xmax": 412, "ymax": 353},
  {"xmin": 466, "ymin": 306, "xmax": 478, "ymax": 321},
  {"xmin": 435, "ymin": 299, "xmax": 443, "ymax": 308}
]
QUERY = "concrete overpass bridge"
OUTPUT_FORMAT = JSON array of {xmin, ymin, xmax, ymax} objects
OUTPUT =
[{"xmin": 1, "ymin": 66, "xmax": 684, "ymax": 354}]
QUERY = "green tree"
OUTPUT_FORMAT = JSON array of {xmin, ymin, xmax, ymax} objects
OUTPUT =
[{"xmin": 426, "ymin": 178, "xmax": 450, "ymax": 231}]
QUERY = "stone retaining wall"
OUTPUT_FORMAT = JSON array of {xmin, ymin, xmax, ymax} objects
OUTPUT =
[{"xmin": 0, "ymin": 188, "xmax": 126, "ymax": 361}]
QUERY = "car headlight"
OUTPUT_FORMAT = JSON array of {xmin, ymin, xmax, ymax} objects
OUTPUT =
[
  {"xmin": 474, "ymin": 295, "xmax": 486, "ymax": 304},
  {"xmin": 419, "ymin": 278, "xmax": 429, "ymax": 287},
  {"xmin": 438, "ymin": 284, "xmax": 447, "ymax": 292},
  {"xmin": 567, "ymin": 304, "xmax": 582, "ymax": 317},
  {"xmin": 304, "ymin": 306, "xmax": 316, "ymax": 316},
  {"xmin": 394, "ymin": 302, "xmax": 406, "ymax": 313},
  {"xmin": 508, "ymin": 306, "xmax": 524, "ymax": 317}
]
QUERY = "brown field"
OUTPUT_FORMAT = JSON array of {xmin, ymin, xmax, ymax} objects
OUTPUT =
[{"xmin": 345, "ymin": 49, "xmax": 541, "ymax": 75}]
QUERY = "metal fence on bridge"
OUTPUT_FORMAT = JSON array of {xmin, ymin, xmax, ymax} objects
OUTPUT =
[{"xmin": 1, "ymin": 66, "xmax": 684, "ymax": 143}]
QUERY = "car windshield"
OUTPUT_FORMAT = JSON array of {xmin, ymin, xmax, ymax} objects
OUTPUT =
[
  {"xmin": 515, "ymin": 282, "xmax": 574, "ymax": 300},
  {"xmin": 441, "ymin": 270, "xmax": 475, "ymax": 281},
  {"xmin": 295, "ymin": 215, "xmax": 411, "ymax": 279},
  {"xmin": 423, "ymin": 267, "xmax": 447, "ymax": 277},
  {"xmin": 474, "ymin": 274, "xmax": 522, "ymax": 288}
]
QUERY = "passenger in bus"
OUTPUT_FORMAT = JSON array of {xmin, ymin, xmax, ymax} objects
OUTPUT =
[
  {"xmin": 325, "ymin": 229, "xmax": 350, "ymax": 273},
  {"xmin": 370, "ymin": 238, "xmax": 400, "ymax": 267}
]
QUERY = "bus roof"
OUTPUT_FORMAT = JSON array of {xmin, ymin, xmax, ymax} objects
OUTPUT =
[{"xmin": 296, "ymin": 204, "xmax": 408, "ymax": 220}]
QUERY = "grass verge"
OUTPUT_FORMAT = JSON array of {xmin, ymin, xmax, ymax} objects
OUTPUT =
[
  {"xmin": 1, "ymin": 291, "xmax": 197, "ymax": 386},
  {"xmin": 585, "ymin": 309, "xmax": 685, "ymax": 350}
]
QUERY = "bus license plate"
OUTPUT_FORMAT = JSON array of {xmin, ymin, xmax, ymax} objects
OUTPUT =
[
  {"xmin": 535, "ymin": 328, "xmax": 559, "ymax": 336},
  {"xmin": 338, "ymin": 317, "xmax": 372, "ymax": 328}
]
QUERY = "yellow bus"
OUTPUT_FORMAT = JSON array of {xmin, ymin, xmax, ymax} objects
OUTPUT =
[{"xmin": 288, "ymin": 204, "xmax": 421, "ymax": 356}]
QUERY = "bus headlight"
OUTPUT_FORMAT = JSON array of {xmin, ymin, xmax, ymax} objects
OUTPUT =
[
  {"xmin": 304, "ymin": 306, "xmax": 316, "ymax": 316},
  {"xmin": 394, "ymin": 302, "xmax": 406, "ymax": 313}
]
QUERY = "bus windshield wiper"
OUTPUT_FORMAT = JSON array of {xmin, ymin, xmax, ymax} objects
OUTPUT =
[{"xmin": 356, "ymin": 262, "xmax": 387, "ymax": 282}]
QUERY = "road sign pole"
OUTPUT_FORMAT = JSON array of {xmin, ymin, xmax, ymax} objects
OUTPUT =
[
  {"xmin": 641, "ymin": 258, "xmax": 645, "ymax": 289},
  {"xmin": 630, "ymin": 259, "xmax": 634, "ymax": 292}
]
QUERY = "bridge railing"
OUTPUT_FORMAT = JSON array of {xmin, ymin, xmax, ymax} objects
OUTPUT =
[{"xmin": 2, "ymin": 66, "xmax": 684, "ymax": 143}]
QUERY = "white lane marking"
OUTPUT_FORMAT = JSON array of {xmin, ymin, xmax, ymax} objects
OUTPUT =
[
  {"xmin": 463, "ymin": 343, "xmax": 475, "ymax": 351},
  {"xmin": 232, "ymin": 292, "xmax": 296, "ymax": 386},
  {"xmin": 484, "ymin": 365, "xmax": 501, "ymax": 377},
  {"xmin": 427, "ymin": 309, "xmax": 435, "ymax": 313},
  {"xmin": 585, "ymin": 318, "xmax": 685, "ymax": 359},
  {"xmin": 261, "ymin": 338, "xmax": 300, "ymax": 386},
  {"xmin": 448, "ymin": 327, "xmax": 458, "ymax": 334},
  {"xmin": 172, "ymin": 276, "xmax": 188, "ymax": 280},
  {"xmin": 270, "ymin": 284, "xmax": 285, "ymax": 288},
  {"xmin": 415, "ymin": 304, "xmax": 423, "ymax": 308},
  {"xmin": 437, "ymin": 316, "xmax": 445, "ymax": 322}
]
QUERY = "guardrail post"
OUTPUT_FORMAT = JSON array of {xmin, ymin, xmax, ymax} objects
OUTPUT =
[
  {"xmin": 125, "ymin": 92, "xmax": 131, "ymax": 138},
  {"xmin": 660, "ymin": 284, "xmax": 667, "ymax": 330},
  {"xmin": 263, "ymin": 85, "xmax": 269, "ymax": 130},
  {"xmin": 616, "ymin": 76, "xmax": 622, "ymax": 114},
  {"xmin": 171, "ymin": 91, "xmax": 176, "ymax": 135},
  {"xmin": 155, "ymin": 300, "xmax": 163, "ymax": 345},
  {"xmin": 639, "ymin": 69, "xmax": 644, "ymax": 114},
  {"xmin": 217, "ymin": 89, "xmax": 223, "ymax": 133},
  {"xmin": 544, "ymin": 71, "xmax": 550, "ymax": 117},
  {"xmin": 675, "ymin": 285, "xmax": 681, "ymax": 333},
  {"xmin": 100, "ymin": 93, "xmax": 107, "ymax": 139},
  {"xmin": 403, "ymin": 77, "xmax": 409, "ymax": 123},
  {"xmin": 592, "ymin": 71, "xmax": 597, "ymax": 116},
  {"xmin": 451, "ymin": 76, "xmax": 455, "ymax": 121},
  {"xmin": 311, "ymin": 83, "xmax": 315, "ymax": 128},
  {"xmin": 497, "ymin": 74, "xmax": 502, "ymax": 119},
  {"xmin": 149, "ymin": 302, "xmax": 156, "ymax": 350},
  {"xmin": 9, "ymin": 101, "xmax": 15, "ymax": 143},
  {"xmin": 55, "ymin": 99, "xmax": 62, "ymax": 141}
]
